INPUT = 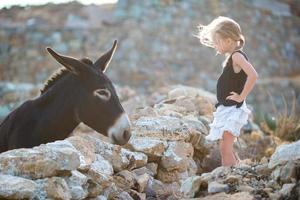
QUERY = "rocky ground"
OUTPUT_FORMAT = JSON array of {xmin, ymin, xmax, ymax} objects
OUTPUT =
[{"xmin": 0, "ymin": 85, "xmax": 299, "ymax": 200}]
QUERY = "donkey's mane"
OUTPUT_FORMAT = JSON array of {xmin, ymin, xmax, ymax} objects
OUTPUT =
[
  {"xmin": 40, "ymin": 58, "xmax": 94, "ymax": 95},
  {"xmin": 40, "ymin": 68, "xmax": 69, "ymax": 95}
]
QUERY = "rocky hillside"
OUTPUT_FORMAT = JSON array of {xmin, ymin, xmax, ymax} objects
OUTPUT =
[
  {"xmin": 0, "ymin": 0, "xmax": 299, "ymax": 116},
  {"xmin": 0, "ymin": 85, "xmax": 299, "ymax": 199}
]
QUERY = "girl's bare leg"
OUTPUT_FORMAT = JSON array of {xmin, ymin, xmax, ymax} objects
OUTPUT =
[
  {"xmin": 219, "ymin": 139, "xmax": 224, "ymax": 166},
  {"xmin": 219, "ymin": 131, "xmax": 238, "ymax": 166}
]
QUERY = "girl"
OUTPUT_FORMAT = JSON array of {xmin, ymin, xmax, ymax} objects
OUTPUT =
[{"xmin": 196, "ymin": 16, "xmax": 259, "ymax": 167}]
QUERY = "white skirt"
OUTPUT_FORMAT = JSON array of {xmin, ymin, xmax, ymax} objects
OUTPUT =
[{"xmin": 205, "ymin": 101, "xmax": 251, "ymax": 142}]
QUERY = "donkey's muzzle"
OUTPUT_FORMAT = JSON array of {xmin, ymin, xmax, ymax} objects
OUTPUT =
[
  {"xmin": 112, "ymin": 129, "xmax": 131, "ymax": 145},
  {"xmin": 108, "ymin": 113, "xmax": 131, "ymax": 145},
  {"xmin": 122, "ymin": 130, "xmax": 131, "ymax": 142}
]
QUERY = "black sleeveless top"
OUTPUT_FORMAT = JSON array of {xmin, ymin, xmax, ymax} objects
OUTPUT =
[{"xmin": 215, "ymin": 50, "xmax": 248, "ymax": 109}]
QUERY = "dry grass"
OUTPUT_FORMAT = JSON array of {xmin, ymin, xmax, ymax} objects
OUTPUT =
[{"xmin": 264, "ymin": 90, "xmax": 300, "ymax": 142}]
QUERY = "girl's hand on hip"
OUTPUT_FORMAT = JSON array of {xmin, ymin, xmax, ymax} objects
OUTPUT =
[{"xmin": 226, "ymin": 91, "xmax": 243, "ymax": 102}]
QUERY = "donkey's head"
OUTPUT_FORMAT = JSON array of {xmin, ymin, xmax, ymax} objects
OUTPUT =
[{"xmin": 46, "ymin": 40, "xmax": 131, "ymax": 145}]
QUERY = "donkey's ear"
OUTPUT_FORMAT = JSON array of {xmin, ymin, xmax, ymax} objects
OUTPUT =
[
  {"xmin": 94, "ymin": 40, "xmax": 117, "ymax": 73},
  {"xmin": 46, "ymin": 47, "xmax": 89, "ymax": 76}
]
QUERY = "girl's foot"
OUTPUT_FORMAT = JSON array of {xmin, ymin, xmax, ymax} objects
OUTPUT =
[{"xmin": 233, "ymin": 152, "xmax": 241, "ymax": 166}]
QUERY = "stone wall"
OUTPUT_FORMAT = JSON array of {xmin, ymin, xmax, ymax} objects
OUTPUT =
[{"xmin": 0, "ymin": 0, "xmax": 299, "ymax": 115}]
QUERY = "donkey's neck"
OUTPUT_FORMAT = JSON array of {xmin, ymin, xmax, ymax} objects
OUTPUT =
[{"xmin": 37, "ymin": 75, "xmax": 81, "ymax": 141}]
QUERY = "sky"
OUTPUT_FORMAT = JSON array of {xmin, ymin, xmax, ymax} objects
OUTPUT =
[{"xmin": 0, "ymin": 0, "xmax": 118, "ymax": 9}]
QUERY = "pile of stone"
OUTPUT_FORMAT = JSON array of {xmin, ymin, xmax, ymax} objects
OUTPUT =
[{"xmin": 0, "ymin": 85, "xmax": 299, "ymax": 199}]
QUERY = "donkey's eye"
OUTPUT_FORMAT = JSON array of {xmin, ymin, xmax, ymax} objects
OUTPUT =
[{"xmin": 93, "ymin": 88, "xmax": 111, "ymax": 101}]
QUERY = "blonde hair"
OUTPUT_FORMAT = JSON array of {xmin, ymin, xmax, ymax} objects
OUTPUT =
[{"xmin": 195, "ymin": 16, "xmax": 245, "ymax": 50}]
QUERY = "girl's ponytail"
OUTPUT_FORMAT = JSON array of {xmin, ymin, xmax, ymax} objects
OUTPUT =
[{"xmin": 237, "ymin": 35, "xmax": 245, "ymax": 49}]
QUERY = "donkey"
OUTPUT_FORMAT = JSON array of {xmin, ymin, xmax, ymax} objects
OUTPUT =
[{"xmin": 0, "ymin": 40, "xmax": 131, "ymax": 153}]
